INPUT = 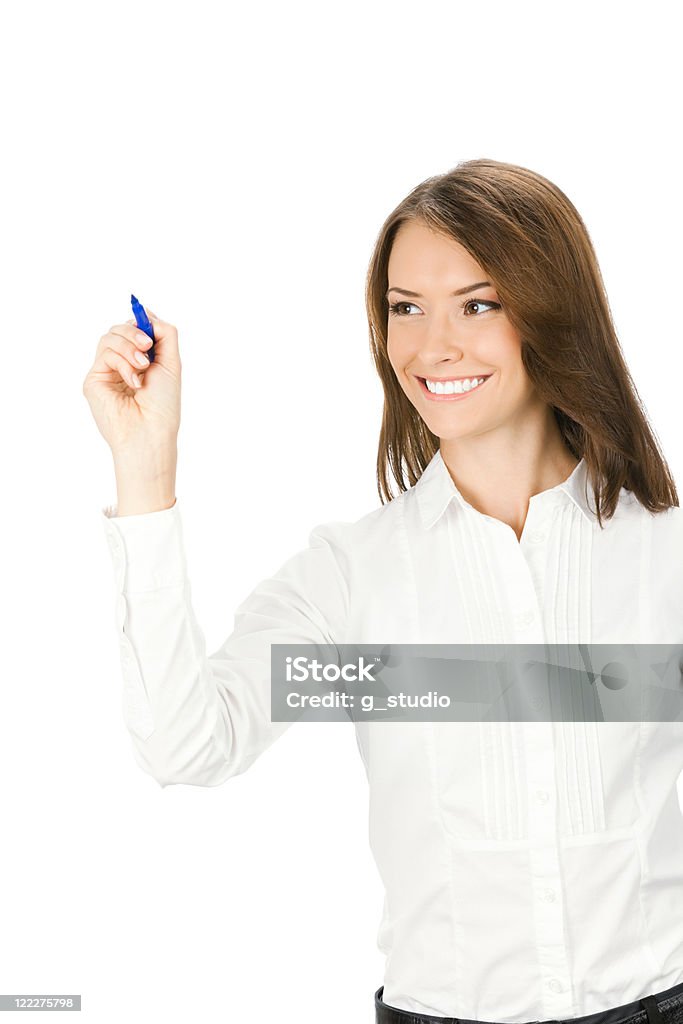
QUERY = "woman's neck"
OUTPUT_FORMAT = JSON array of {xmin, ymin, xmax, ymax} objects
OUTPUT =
[{"xmin": 439, "ymin": 439, "xmax": 579, "ymax": 542}]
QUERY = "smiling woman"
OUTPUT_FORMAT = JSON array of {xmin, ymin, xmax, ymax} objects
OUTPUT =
[
  {"xmin": 365, "ymin": 159, "xmax": 678, "ymax": 529},
  {"xmin": 382, "ymin": 216, "xmax": 586, "ymax": 530},
  {"xmin": 88, "ymin": 157, "xmax": 683, "ymax": 1024}
]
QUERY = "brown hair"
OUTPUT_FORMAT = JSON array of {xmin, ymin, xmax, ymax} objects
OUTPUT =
[{"xmin": 365, "ymin": 158, "xmax": 678, "ymax": 526}]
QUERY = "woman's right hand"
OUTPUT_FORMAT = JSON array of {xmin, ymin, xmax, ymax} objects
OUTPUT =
[{"xmin": 82, "ymin": 309, "xmax": 182, "ymax": 459}]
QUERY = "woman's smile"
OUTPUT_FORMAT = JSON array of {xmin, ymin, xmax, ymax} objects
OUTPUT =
[{"xmin": 415, "ymin": 372, "xmax": 495, "ymax": 401}]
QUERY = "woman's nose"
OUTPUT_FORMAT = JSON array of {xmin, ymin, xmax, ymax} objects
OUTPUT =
[{"xmin": 419, "ymin": 316, "xmax": 466, "ymax": 360}]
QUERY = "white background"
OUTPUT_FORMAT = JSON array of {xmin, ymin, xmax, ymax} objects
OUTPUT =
[{"xmin": 1, "ymin": 1, "xmax": 681, "ymax": 1022}]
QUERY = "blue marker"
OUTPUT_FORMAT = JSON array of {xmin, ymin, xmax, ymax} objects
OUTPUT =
[{"xmin": 131, "ymin": 293, "xmax": 156, "ymax": 362}]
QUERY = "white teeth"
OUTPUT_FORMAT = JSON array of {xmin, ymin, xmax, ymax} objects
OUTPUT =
[{"xmin": 425, "ymin": 376, "xmax": 487, "ymax": 395}]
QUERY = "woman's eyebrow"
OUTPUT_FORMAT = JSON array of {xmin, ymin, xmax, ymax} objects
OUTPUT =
[{"xmin": 385, "ymin": 281, "xmax": 491, "ymax": 300}]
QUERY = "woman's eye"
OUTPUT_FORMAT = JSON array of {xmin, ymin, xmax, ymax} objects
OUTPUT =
[
  {"xmin": 388, "ymin": 301, "xmax": 419, "ymax": 317},
  {"xmin": 463, "ymin": 298, "xmax": 500, "ymax": 316}
]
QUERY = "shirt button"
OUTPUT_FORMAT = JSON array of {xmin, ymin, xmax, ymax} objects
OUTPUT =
[
  {"xmin": 548, "ymin": 979, "xmax": 562, "ymax": 993},
  {"xmin": 515, "ymin": 609, "xmax": 535, "ymax": 627},
  {"xmin": 542, "ymin": 888, "xmax": 556, "ymax": 902},
  {"xmin": 535, "ymin": 789, "xmax": 549, "ymax": 803},
  {"xmin": 529, "ymin": 529, "xmax": 546, "ymax": 544}
]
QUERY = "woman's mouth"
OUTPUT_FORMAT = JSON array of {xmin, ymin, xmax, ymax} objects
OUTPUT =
[{"xmin": 416, "ymin": 373, "xmax": 494, "ymax": 402}]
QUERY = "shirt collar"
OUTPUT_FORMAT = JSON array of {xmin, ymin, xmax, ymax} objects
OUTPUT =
[{"xmin": 415, "ymin": 448, "xmax": 596, "ymax": 530}]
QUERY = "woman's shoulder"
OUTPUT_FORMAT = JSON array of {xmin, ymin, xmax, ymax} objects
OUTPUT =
[{"xmin": 647, "ymin": 501, "xmax": 683, "ymax": 545}]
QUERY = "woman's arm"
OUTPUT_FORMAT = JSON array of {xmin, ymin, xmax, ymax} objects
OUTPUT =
[{"xmin": 101, "ymin": 499, "xmax": 350, "ymax": 788}]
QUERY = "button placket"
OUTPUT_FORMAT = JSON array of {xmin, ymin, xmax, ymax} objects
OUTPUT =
[
  {"xmin": 521, "ymin": 503, "xmax": 552, "ymax": 600},
  {"xmin": 524, "ymin": 722, "xmax": 572, "ymax": 1015}
]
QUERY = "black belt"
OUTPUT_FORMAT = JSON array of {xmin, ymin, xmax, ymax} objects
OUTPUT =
[{"xmin": 375, "ymin": 978, "xmax": 683, "ymax": 1024}]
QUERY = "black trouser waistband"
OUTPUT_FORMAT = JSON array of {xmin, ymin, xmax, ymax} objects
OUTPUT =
[{"xmin": 375, "ymin": 978, "xmax": 683, "ymax": 1024}]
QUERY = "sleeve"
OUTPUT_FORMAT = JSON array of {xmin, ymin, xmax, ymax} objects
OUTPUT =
[{"xmin": 101, "ymin": 498, "xmax": 350, "ymax": 789}]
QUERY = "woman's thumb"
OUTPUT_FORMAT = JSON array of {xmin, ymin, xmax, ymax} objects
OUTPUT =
[
  {"xmin": 148, "ymin": 312, "xmax": 180, "ymax": 364},
  {"xmin": 127, "ymin": 308, "xmax": 180, "ymax": 362}
]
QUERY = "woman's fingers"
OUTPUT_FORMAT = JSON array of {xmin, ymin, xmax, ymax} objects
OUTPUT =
[
  {"xmin": 106, "ymin": 323, "xmax": 154, "ymax": 349},
  {"xmin": 95, "ymin": 325, "xmax": 153, "ymax": 381},
  {"xmin": 100, "ymin": 346, "xmax": 144, "ymax": 390},
  {"xmin": 107, "ymin": 323, "xmax": 154, "ymax": 351},
  {"xmin": 94, "ymin": 313, "xmax": 180, "ymax": 378}
]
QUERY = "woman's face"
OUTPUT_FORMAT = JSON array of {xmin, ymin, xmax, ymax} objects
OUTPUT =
[{"xmin": 386, "ymin": 219, "xmax": 543, "ymax": 445}]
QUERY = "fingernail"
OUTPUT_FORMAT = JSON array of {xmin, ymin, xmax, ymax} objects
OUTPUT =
[
  {"xmin": 132, "ymin": 373, "xmax": 141, "ymax": 388},
  {"xmin": 134, "ymin": 351, "xmax": 149, "ymax": 366}
]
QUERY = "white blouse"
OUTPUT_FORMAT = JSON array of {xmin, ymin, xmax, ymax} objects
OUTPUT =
[{"xmin": 101, "ymin": 449, "xmax": 683, "ymax": 1021}]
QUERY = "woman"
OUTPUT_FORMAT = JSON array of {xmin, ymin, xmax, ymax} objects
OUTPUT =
[{"xmin": 83, "ymin": 159, "xmax": 683, "ymax": 1024}]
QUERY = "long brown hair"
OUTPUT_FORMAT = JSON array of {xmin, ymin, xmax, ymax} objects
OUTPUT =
[{"xmin": 365, "ymin": 158, "xmax": 678, "ymax": 527}]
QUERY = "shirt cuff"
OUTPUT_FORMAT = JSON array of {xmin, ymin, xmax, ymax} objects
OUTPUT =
[{"xmin": 101, "ymin": 498, "xmax": 187, "ymax": 593}]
